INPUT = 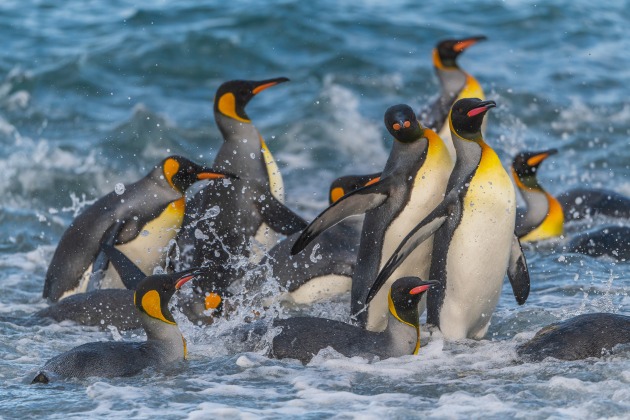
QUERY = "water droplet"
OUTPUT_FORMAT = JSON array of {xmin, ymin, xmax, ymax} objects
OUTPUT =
[{"xmin": 114, "ymin": 183, "xmax": 125, "ymax": 195}]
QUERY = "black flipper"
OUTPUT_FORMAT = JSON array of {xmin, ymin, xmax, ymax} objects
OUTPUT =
[
  {"xmin": 102, "ymin": 243, "xmax": 146, "ymax": 290},
  {"xmin": 291, "ymin": 179, "xmax": 392, "ymax": 255},
  {"xmin": 508, "ymin": 234, "xmax": 530, "ymax": 305},
  {"xmin": 86, "ymin": 220, "xmax": 125, "ymax": 291},
  {"xmin": 256, "ymin": 195, "xmax": 307, "ymax": 235},
  {"xmin": 367, "ymin": 195, "xmax": 455, "ymax": 305}
]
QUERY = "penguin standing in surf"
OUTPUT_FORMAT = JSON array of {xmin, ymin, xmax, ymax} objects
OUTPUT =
[
  {"xmin": 292, "ymin": 104, "xmax": 452, "ymax": 331},
  {"xmin": 43, "ymin": 156, "xmax": 232, "ymax": 302},
  {"xmin": 371, "ymin": 98, "xmax": 530, "ymax": 340},
  {"xmin": 172, "ymin": 78, "xmax": 306, "ymax": 291}
]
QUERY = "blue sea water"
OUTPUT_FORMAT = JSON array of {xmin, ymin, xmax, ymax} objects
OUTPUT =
[{"xmin": 1, "ymin": 0, "xmax": 629, "ymax": 417}]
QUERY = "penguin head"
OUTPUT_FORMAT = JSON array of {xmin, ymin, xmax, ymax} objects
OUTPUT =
[
  {"xmin": 384, "ymin": 104, "xmax": 424, "ymax": 144},
  {"xmin": 134, "ymin": 269, "xmax": 201, "ymax": 325},
  {"xmin": 449, "ymin": 98, "xmax": 496, "ymax": 140},
  {"xmin": 388, "ymin": 277, "xmax": 439, "ymax": 327},
  {"xmin": 214, "ymin": 77, "xmax": 290, "ymax": 123},
  {"xmin": 434, "ymin": 36, "xmax": 487, "ymax": 69},
  {"xmin": 512, "ymin": 149, "xmax": 557, "ymax": 189},
  {"xmin": 160, "ymin": 156, "xmax": 234, "ymax": 193}
]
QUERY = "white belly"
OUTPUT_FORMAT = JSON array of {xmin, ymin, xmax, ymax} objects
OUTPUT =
[
  {"xmin": 439, "ymin": 168, "xmax": 516, "ymax": 340},
  {"xmin": 287, "ymin": 274, "xmax": 352, "ymax": 305},
  {"xmin": 366, "ymin": 143, "xmax": 452, "ymax": 332}
]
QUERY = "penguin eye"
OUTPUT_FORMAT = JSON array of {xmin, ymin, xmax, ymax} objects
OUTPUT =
[
  {"xmin": 392, "ymin": 123, "xmax": 401, "ymax": 131},
  {"xmin": 403, "ymin": 120, "xmax": 411, "ymax": 128}
]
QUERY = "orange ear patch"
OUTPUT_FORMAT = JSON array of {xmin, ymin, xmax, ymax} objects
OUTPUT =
[
  {"xmin": 330, "ymin": 187, "xmax": 345, "ymax": 203},
  {"xmin": 403, "ymin": 120, "xmax": 411, "ymax": 128},
  {"xmin": 163, "ymin": 158, "xmax": 180, "ymax": 188},
  {"xmin": 141, "ymin": 290, "xmax": 175, "ymax": 324},
  {"xmin": 392, "ymin": 123, "xmax": 401, "ymax": 131},
  {"xmin": 205, "ymin": 293, "xmax": 222, "ymax": 310},
  {"xmin": 217, "ymin": 92, "xmax": 250, "ymax": 123}
]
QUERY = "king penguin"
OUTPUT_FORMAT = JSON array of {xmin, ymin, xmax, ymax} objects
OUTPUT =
[
  {"xmin": 43, "ymin": 156, "xmax": 232, "ymax": 302},
  {"xmin": 292, "ymin": 104, "xmax": 452, "ymax": 331},
  {"xmin": 370, "ymin": 98, "xmax": 530, "ymax": 340},
  {"xmin": 32, "ymin": 269, "xmax": 199, "ymax": 383},
  {"xmin": 418, "ymin": 36, "xmax": 487, "ymax": 163},
  {"xmin": 512, "ymin": 149, "xmax": 565, "ymax": 242},
  {"xmin": 37, "ymin": 244, "xmax": 227, "ymax": 330},
  {"xmin": 173, "ymin": 78, "xmax": 306, "ymax": 292},
  {"xmin": 270, "ymin": 277, "xmax": 437, "ymax": 364}
]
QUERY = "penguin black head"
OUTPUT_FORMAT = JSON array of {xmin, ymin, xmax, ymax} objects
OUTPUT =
[
  {"xmin": 388, "ymin": 277, "xmax": 439, "ymax": 327},
  {"xmin": 214, "ymin": 77, "xmax": 290, "ymax": 122},
  {"xmin": 134, "ymin": 270, "xmax": 201, "ymax": 325},
  {"xmin": 449, "ymin": 98, "xmax": 496, "ymax": 140},
  {"xmin": 160, "ymin": 156, "xmax": 234, "ymax": 193},
  {"xmin": 328, "ymin": 173, "xmax": 381, "ymax": 204},
  {"xmin": 512, "ymin": 149, "xmax": 557, "ymax": 189},
  {"xmin": 434, "ymin": 36, "xmax": 487, "ymax": 69},
  {"xmin": 384, "ymin": 104, "xmax": 424, "ymax": 144}
]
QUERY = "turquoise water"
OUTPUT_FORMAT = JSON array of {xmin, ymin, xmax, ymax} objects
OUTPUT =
[{"xmin": 1, "ymin": 0, "xmax": 629, "ymax": 417}]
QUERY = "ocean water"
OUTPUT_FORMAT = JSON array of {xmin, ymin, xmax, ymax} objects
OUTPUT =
[{"xmin": 1, "ymin": 0, "xmax": 629, "ymax": 418}]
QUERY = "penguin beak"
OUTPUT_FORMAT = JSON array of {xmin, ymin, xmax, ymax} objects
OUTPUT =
[
  {"xmin": 526, "ymin": 149, "xmax": 558, "ymax": 167},
  {"xmin": 252, "ymin": 77, "xmax": 290, "ymax": 95},
  {"xmin": 175, "ymin": 269, "xmax": 203, "ymax": 290},
  {"xmin": 467, "ymin": 100, "xmax": 496, "ymax": 117},
  {"xmin": 453, "ymin": 35, "xmax": 487, "ymax": 52},
  {"xmin": 409, "ymin": 280, "xmax": 440, "ymax": 295},
  {"xmin": 197, "ymin": 169, "xmax": 238, "ymax": 181}
]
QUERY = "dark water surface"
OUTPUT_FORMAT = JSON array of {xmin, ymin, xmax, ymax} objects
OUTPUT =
[{"xmin": 1, "ymin": 0, "xmax": 629, "ymax": 417}]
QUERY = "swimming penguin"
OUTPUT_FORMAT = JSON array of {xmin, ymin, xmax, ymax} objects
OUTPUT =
[
  {"xmin": 36, "ymin": 244, "xmax": 228, "ymax": 330},
  {"xmin": 512, "ymin": 149, "xmax": 564, "ymax": 242},
  {"xmin": 31, "ymin": 269, "xmax": 200, "ymax": 383},
  {"xmin": 517, "ymin": 313, "xmax": 630, "ymax": 361},
  {"xmin": 371, "ymin": 98, "xmax": 530, "ymax": 340},
  {"xmin": 418, "ymin": 36, "xmax": 487, "ymax": 162},
  {"xmin": 557, "ymin": 188, "xmax": 630, "ymax": 220},
  {"xmin": 173, "ymin": 78, "xmax": 306, "ymax": 291},
  {"xmin": 43, "ymin": 156, "xmax": 232, "ymax": 303},
  {"xmin": 270, "ymin": 277, "xmax": 437, "ymax": 364},
  {"xmin": 292, "ymin": 104, "xmax": 452, "ymax": 331}
]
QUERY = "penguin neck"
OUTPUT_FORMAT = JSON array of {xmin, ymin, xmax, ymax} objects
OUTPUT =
[
  {"xmin": 435, "ymin": 65, "xmax": 467, "ymax": 99},
  {"xmin": 383, "ymin": 311, "xmax": 420, "ymax": 356},
  {"xmin": 513, "ymin": 170, "xmax": 550, "ymax": 232},
  {"xmin": 448, "ymin": 133, "xmax": 483, "ymax": 191},
  {"xmin": 381, "ymin": 136, "xmax": 429, "ymax": 178},
  {"xmin": 213, "ymin": 112, "xmax": 267, "ymax": 179},
  {"xmin": 140, "ymin": 313, "xmax": 186, "ymax": 361}
]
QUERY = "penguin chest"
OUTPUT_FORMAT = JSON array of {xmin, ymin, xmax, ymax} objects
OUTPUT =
[
  {"xmin": 105, "ymin": 199, "xmax": 185, "ymax": 287},
  {"xmin": 441, "ymin": 164, "xmax": 516, "ymax": 339},
  {"xmin": 520, "ymin": 192, "xmax": 564, "ymax": 242},
  {"xmin": 367, "ymin": 153, "xmax": 451, "ymax": 332}
]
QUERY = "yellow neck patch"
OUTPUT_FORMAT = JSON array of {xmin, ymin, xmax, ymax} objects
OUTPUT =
[
  {"xmin": 141, "ymin": 289, "xmax": 175, "ymax": 325},
  {"xmin": 218, "ymin": 93, "xmax": 250, "ymax": 123},
  {"xmin": 388, "ymin": 290, "xmax": 415, "ymax": 328},
  {"xmin": 520, "ymin": 192, "xmax": 565, "ymax": 242},
  {"xmin": 182, "ymin": 336, "xmax": 188, "ymax": 359},
  {"xmin": 433, "ymin": 49, "xmax": 446, "ymax": 70},
  {"xmin": 458, "ymin": 74, "xmax": 484, "ymax": 101},
  {"xmin": 163, "ymin": 158, "xmax": 180, "ymax": 189}
]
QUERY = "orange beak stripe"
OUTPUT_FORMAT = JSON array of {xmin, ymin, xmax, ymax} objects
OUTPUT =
[
  {"xmin": 197, "ymin": 173, "xmax": 227, "ymax": 180},
  {"xmin": 252, "ymin": 82, "xmax": 277, "ymax": 95},
  {"xmin": 527, "ymin": 153, "xmax": 550, "ymax": 167},
  {"xmin": 410, "ymin": 284, "xmax": 431, "ymax": 295},
  {"xmin": 175, "ymin": 274, "xmax": 195, "ymax": 289},
  {"xmin": 454, "ymin": 39, "xmax": 477, "ymax": 52},
  {"xmin": 364, "ymin": 177, "xmax": 380, "ymax": 187}
]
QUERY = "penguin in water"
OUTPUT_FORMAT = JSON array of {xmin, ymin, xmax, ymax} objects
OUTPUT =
[
  {"xmin": 418, "ymin": 36, "xmax": 487, "ymax": 162},
  {"xmin": 512, "ymin": 148, "xmax": 630, "ymax": 237},
  {"xmin": 36, "ymin": 244, "xmax": 227, "ymax": 330},
  {"xmin": 291, "ymin": 104, "xmax": 452, "ymax": 331},
  {"xmin": 517, "ymin": 313, "xmax": 630, "ymax": 361},
  {"xmin": 512, "ymin": 149, "xmax": 565, "ymax": 242},
  {"xmin": 31, "ymin": 269, "xmax": 201, "ymax": 383},
  {"xmin": 43, "ymin": 156, "xmax": 233, "ymax": 303},
  {"xmin": 173, "ymin": 78, "xmax": 306, "ymax": 291},
  {"xmin": 567, "ymin": 226, "xmax": 630, "ymax": 261},
  {"xmin": 371, "ymin": 98, "xmax": 530, "ymax": 340},
  {"xmin": 270, "ymin": 277, "xmax": 438, "ymax": 364}
]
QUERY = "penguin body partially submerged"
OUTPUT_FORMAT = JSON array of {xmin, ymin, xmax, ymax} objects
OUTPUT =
[
  {"xmin": 270, "ymin": 278, "xmax": 437, "ymax": 364},
  {"xmin": 32, "ymin": 270, "xmax": 199, "ymax": 383}
]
